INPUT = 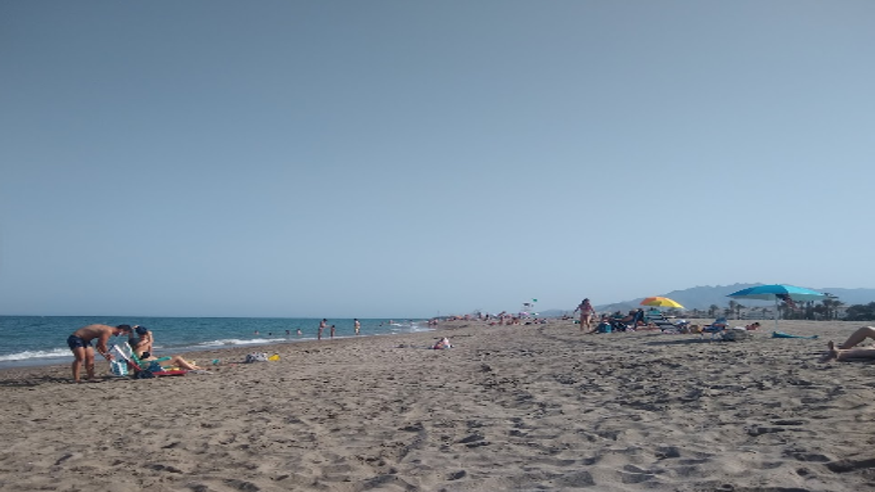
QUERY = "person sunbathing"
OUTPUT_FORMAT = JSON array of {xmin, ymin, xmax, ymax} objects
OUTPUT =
[
  {"xmin": 129, "ymin": 326, "xmax": 205, "ymax": 371},
  {"xmin": 837, "ymin": 326, "xmax": 875, "ymax": 349},
  {"xmin": 821, "ymin": 326, "xmax": 875, "ymax": 362},
  {"xmin": 821, "ymin": 340, "xmax": 875, "ymax": 362}
]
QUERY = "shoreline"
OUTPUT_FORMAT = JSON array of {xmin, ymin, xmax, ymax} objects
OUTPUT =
[
  {"xmin": 0, "ymin": 321, "xmax": 438, "ymax": 371},
  {"xmin": 3, "ymin": 319, "xmax": 873, "ymax": 491}
]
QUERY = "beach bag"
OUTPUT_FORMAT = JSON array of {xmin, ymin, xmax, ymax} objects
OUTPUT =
[
  {"xmin": 245, "ymin": 352, "xmax": 269, "ymax": 363},
  {"xmin": 110, "ymin": 359, "xmax": 129, "ymax": 377},
  {"xmin": 596, "ymin": 322, "xmax": 612, "ymax": 334}
]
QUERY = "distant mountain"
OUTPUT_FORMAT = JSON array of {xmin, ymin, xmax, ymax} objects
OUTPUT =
[{"xmin": 593, "ymin": 283, "xmax": 875, "ymax": 313}]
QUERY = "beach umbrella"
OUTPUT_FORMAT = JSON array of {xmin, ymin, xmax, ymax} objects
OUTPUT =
[
  {"xmin": 727, "ymin": 284, "xmax": 825, "ymax": 329},
  {"xmin": 640, "ymin": 297, "xmax": 684, "ymax": 309}
]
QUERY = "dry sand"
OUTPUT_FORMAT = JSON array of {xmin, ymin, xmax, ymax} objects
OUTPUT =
[{"xmin": 1, "ymin": 319, "xmax": 874, "ymax": 491}]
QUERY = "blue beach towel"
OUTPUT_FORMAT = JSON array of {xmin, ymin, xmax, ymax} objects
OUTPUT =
[{"xmin": 771, "ymin": 331, "xmax": 819, "ymax": 340}]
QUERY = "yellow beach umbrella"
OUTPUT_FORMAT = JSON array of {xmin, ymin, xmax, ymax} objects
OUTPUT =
[{"xmin": 640, "ymin": 296, "xmax": 684, "ymax": 309}]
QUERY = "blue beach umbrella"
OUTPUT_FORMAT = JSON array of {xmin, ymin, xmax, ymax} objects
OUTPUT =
[{"xmin": 727, "ymin": 284, "xmax": 825, "ymax": 330}]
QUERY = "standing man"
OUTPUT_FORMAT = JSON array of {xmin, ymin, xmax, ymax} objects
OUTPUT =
[
  {"xmin": 67, "ymin": 324, "xmax": 133, "ymax": 383},
  {"xmin": 354, "ymin": 318, "xmax": 361, "ymax": 336}
]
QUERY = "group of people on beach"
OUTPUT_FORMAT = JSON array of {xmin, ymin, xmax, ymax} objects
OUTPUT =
[
  {"xmin": 315, "ymin": 318, "xmax": 362, "ymax": 340},
  {"xmin": 65, "ymin": 310, "xmax": 875, "ymax": 382},
  {"xmin": 66, "ymin": 323, "xmax": 203, "ymax": 383},
  {"xmin": 570, "ymin": 297, "xmax": 875, "ymax": 363}
]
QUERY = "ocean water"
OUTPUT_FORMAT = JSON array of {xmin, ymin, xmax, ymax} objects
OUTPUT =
[{"xmin": 0, "ymin": 316, "xmax": 432, "ymax": 370}]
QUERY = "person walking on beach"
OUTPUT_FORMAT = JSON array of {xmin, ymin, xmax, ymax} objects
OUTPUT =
[
  {"xmin": 318, "ymin": 319, "xmax": 327, "ymax": 340},
  {"xmin": 574, "ymin": 298, "xmax": 596, "ymax": 332},
  {"xmin": 67, "ymin": 324, "xmax": 133, "ymax": 383},
  {"xmin": 354, "ymin": 318, "xmax": 361, "ymax": 335}
]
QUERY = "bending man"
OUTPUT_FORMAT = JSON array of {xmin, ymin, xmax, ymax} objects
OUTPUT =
[{"xmin": 67, "ymin": 324, "xmax": 133, "ymax": 382}]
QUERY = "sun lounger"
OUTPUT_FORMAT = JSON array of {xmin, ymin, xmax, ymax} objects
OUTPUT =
[{"xmin": 701, "ymin": 317, "xmax": 728, "ymax": 340}]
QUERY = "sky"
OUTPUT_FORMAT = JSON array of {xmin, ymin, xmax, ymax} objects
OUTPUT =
[{"xmin": 1, "ymin": 1, "xmax": 873, "ymax": 318}]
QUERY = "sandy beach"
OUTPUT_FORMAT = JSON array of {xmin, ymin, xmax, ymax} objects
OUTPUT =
[{"xmin": 1, "ymin": 319, "xmax": 874, "ymax": 491}]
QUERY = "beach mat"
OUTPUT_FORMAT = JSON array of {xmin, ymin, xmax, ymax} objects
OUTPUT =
[{"xmin": 772, "ymin": 331, "xmax": 819, "ymax": 340}]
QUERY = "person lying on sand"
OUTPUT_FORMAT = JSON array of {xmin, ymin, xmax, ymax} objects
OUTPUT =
[
  {"xmin": 837, "ymin": 326, "xmax": 875, "ymax": 349},
  {"xmin": 821, "ymin": 341, "xmax": 875, "ymax": 362},
  {"xmin": 821, "ymin": 327, "xmax": 875, "ymax": 362}
]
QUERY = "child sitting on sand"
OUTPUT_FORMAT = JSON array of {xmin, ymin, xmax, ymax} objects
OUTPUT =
[{"xmin": 433, "ymin": 337, "xmax": 452, "ymax": 350}]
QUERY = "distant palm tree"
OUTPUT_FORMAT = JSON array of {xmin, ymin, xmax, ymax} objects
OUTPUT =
[
  {"xmin": 728, "ymin": 300, "xmax": 738, "ymax": 319},
  {"xmin": 709, "ymin": 304, "xmax": 719, "ymax": 317},
  {"xmin": 820, "ymin": 298, "xmax": 845, "ymax": 320}
]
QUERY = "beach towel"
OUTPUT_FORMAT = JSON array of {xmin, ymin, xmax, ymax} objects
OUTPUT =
[{"xmin": 771, "ymin": 331, "xmax": 819, "ymax": 340}]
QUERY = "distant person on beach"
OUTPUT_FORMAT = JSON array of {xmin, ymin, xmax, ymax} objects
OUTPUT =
[
  {"xmin": 296, "ymin": 329, "xmax": 303, "ymax": 336},
  {"xmin": 573, "ymin": 298, "xmax": 596, "ymax": 332},
  {"xmin": 354, "ymin": 318, "xmax": 361, "ymax": 335},
  {"xmin": 67, "ymin": 324, "xmax": 133, "ymax": 383},
  {"xmin": 319, "ymin": 319, "xmax": 327, "ymax": 340},
  {"xmin": 330, "ymin": 325, "xmax": 336, "ymax": 339}
]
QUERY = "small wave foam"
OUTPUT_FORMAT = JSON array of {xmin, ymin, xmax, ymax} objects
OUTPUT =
[
  {"xmin": 197, "ymin": 338, "xmax": 289, "ymax": 348},
  {"xmin": 387, "ymin": 322, "xmax": 432, "ymax": 334},
  {"xmin": 0, "ymin": 348, "xmax": 70, "ymax": 362}
]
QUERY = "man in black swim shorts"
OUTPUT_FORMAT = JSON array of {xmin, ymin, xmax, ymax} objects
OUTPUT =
[{"xmin": 67, "ymin": 324, "xmax": 133, "ymax": 383}]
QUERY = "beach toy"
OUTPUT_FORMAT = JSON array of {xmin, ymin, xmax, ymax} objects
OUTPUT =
[
  {"xmin": 771, "ymin": 331, "xmax": 819, "ymax": 339},
  {"xmin": 268, "ymin": 354, "xmax": 280, "ymax": 361}
]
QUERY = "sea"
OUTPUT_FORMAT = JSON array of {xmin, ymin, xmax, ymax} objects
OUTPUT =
[{"xmin": 0, "ymin": 316, "xmax": 432, "ymax": 370}]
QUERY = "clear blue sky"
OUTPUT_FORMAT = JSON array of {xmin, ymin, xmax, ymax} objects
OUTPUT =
[{"xmin": 2, "ymin": 1, "xmax": 873, "ymax": 318}]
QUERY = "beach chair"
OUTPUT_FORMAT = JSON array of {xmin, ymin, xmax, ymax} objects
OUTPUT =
[
  {"xmin": 110, "ymin": 342, "xmax": 187, "ymax": 378},
  {"xmin": 644, "ymin": 309, "xmax": 666, "ymax": 323},
  {"xmin": 644, "ymin": 310, "xmax": 679, "ymax": 330},
  {"xmin": 701, "ymin": 317, "xmax": 728, "ymax": 340},
  {"xmin": 609, "ymin": 310, "xmax": 645, "ymax": 332}
]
